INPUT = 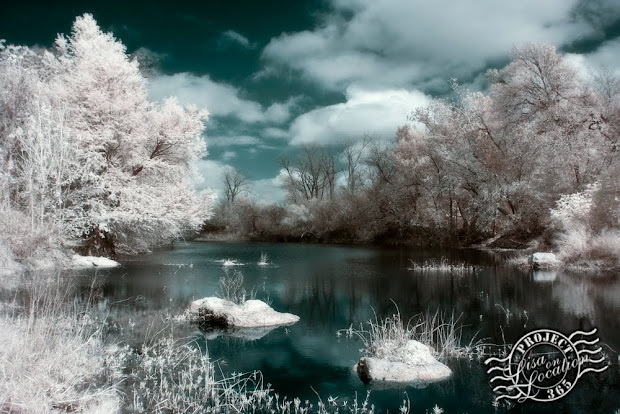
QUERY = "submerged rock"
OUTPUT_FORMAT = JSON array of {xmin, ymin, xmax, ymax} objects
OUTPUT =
[
  {"xmin": 354, "ymin": 340, "xmax": 451, "ymax": 385},
  {"xmin": 530, "ymin": 252, "xmax": 562, "ymax": 269},
  {"xmin": 189, "ymin": 297, "xmax": 300, "ymax": 328}
]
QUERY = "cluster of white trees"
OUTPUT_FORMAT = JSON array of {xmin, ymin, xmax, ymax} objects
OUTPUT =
[{"xmin": 0, "ymin": 14, "xmax": 213, "ymax": 260}]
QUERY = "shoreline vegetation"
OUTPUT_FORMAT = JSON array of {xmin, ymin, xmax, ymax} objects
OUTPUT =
[{"xmin": 197, "ymin": 175, "xmax": 620, "ymax": 271}]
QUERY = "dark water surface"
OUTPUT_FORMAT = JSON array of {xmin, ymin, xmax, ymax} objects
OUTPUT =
[{"xmin": 81, "ymin": 241, "xmax": 620, "ymax": 413}]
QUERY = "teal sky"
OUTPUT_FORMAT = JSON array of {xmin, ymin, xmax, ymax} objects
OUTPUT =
[{"xmin": 2, "ymin": 0, "xmax": 620, "ymax": 202}]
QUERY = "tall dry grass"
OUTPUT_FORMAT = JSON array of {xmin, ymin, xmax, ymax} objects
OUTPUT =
[
  {"xmin": 341, "ymin": 303, "xmax": 480, "ymax": 361},
  {"xmin": 0, "ymin": 272, "xmax": 122, "ymax": 413}
]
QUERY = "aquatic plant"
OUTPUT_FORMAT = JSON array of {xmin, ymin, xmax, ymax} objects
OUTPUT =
[
  {"xmin": 407, "ymin": 257, "xmax": 475, "ymax": 274},
  {"xmin": 504, "ymin": 253, "xmax": 530, "ymax": 268},
  {"xmin": 218, "ymin": 269, "xmax": 255, "ymax": 305},
  {"xmin": 222, "ymin": 258, "xmax": 243, "ymax": 267},
  {"xmin": 258, "ymin": 251, "xmax": 269, "ymax": 266}
]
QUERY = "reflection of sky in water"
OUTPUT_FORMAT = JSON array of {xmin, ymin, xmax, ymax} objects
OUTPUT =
[{"xmin": 70, "ymin": 242, "xmax": 620, "ymax": 413}]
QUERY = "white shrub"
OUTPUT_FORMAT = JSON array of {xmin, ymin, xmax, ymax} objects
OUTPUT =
[{"xmin": 550, "ymin": 183, "xmax": 599, "ymax": 230}]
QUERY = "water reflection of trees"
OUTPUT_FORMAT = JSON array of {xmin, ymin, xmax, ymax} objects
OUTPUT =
[
  {"xmin": 281, "ymin": 258, "xmax": 620, "ymax": 351},
  {"xmin": 551, "ymin": 272, "xmax": 620, "ymax": 350}
]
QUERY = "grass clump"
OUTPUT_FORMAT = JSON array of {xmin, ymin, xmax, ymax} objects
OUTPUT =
[
  {"xmin": 504, "ymin": 253, "xmax": 530, "ymax": 269},
  {"xmin": 218, "ymin": 269, "xmax": 255, "ymax": 304},
  {"xmin": 341, "ymin": 303, "xmax": 480, "ymax": 361},
  {"xmin": 258, "ymin": 252, "xmax": 272, "ymax": 267},
  {"xmin": 125, "ymin": 334, "xmax": 274, "ymax": 413},
  {"xmin": 407, "ymin": 257, "xmax": 475, "ymax": 274}
]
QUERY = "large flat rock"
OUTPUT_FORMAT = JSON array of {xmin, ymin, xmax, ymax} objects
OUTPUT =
[{"xmin": 189, "ymin": 297, "xmax": 300, "ymax": 328}]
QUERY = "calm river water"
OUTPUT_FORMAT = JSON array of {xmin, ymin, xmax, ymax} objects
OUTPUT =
[{"xmin": 78, "ymin": 241, "xmax": 620, "ymax": 413}]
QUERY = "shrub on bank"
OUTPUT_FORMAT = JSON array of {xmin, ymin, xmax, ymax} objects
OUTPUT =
[{"xmin": 551, "ymin": 182, "xmax": 620, "ymax": 269}]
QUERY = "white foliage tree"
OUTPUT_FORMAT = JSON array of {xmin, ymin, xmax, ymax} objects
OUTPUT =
[{"xmin": 0, "ymin": 14, "xmax": 214, "ymax": 259}]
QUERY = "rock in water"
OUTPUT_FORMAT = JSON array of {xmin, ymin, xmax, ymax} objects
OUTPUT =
[
  {"xmin": 530, "ymin": 252, "xmax": 561, "ymax": 269},
  {"xmin": 356, "ymin": 357, "xmax": 372, "ymax": 384},
  {"xmin": 71, "ymin": 254, "xmax": 120, "ymax": 268},
  {"xmin": 189, "ymin": 297, "xmax": 300, "ymax": 328},
  {"xmin": 354, "ymin": 340, "xmax": 452, "ymax": 385}
]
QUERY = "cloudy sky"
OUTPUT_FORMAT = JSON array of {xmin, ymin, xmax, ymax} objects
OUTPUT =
[{"xmin": 2, "ymin": 0, "xmax": 620, "ymax": 202}]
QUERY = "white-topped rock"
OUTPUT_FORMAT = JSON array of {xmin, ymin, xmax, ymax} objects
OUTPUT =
[
  {"xmin": 530, "ymin": 252, "xmax": 562, "ymax": 269},
  {"xmin": 354, "ymin": 340, "xmax": 452, "ymax": 384},
  {"xmin": 189, "ymin": 297, "xmax": 300, "ymax": 328},
  {"xmin": 71, "ymin": 254, "xmax": 120, "ymax": 269}
]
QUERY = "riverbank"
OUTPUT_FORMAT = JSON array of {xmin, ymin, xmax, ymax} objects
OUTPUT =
[
  {"xmin": 198, "ymin": 229, "xmax": 620, "ymax": 272},
  {"xmin": 0, "ymin": 271, "xmax": 123, "ymax": 412}
]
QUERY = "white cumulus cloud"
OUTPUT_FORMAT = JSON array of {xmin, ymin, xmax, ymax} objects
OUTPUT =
[
  {"xmin": 193, "ymin": 160, "xmax": 286, "ymax": 203},
  {"xmin": 565, "ymin": 38, "xmax": 620, "ymax": 82},
  {"xmin": 288, "ymin": 86, "xmax": 430, "ymax": 145},
  {"xmin": 206, "ymin": 135, "xmax": 263, "ymax": 147},
  {"xmin": 149, "ymin": 73, "xmax": 296, "ymax": 124},
  {"xmin": 250, "ymin": 170, "xmax": 288, "ymax": 203},
  {"xmin": 191, "ymin": 159, "xmax": 230, "ymax": 195},
  {"xmin": 262, "ymin": 0, "xmax": 596, "ymax": 91}
]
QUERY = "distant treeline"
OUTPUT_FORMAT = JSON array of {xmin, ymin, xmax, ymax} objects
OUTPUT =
[{"xmin": 208, "ymin": 43, "xmax": 620, "ymax": 266}]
